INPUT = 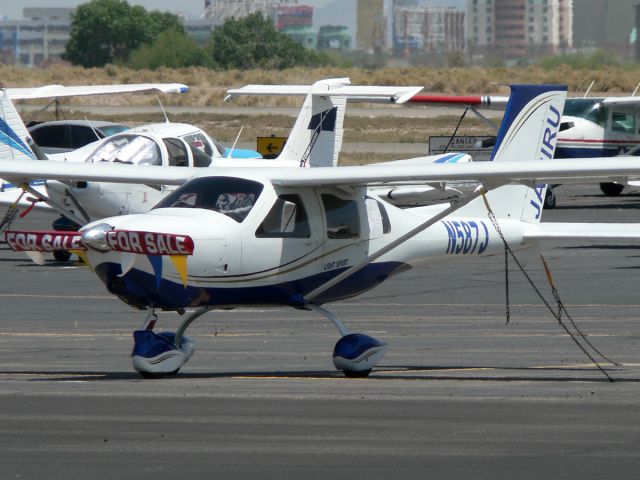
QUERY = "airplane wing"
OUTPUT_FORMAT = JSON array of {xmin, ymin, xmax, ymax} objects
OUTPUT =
[
  {"xmin": 600, "ymin": 96, "xmax": 640, "ymax": 107},
  {"xmin": 408, "ymin": 94, "xmax": 509, "ymax": 110},
  {"xmin": 2, "ymin": 156, "xmax": 640, "ymax": 188},
  {"xmin": 261, "ymin": 157, "xmax": 640, "ymax": 187},
  {"xmin": 524, "ymin": 222, "xmax": 640, "ymax": 240},
  {"xmin": 6, "ymin": 83, "xmax": 189, "ymax": 100},
  {"xmin": 226, "ymin": 78, "xmax": 423, "ymax": 104}
]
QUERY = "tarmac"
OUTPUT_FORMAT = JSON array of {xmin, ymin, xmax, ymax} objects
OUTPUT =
[{"xmin": 1, "ymin": 183, "xmax": 640, "ymax": 479}]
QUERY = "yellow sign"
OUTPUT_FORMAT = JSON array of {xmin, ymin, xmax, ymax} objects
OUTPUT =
[{"xmin": 257, "ymin": 136, "xmax": 287, "ymax": 159}]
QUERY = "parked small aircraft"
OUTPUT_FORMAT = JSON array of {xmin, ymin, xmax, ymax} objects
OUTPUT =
[
  {"xmin": 5, "ymin": 84, "xmax": 640, "ymax": 378},
  {"xmin": 0, "ymin": 79, "xmax": 422, "ymax": 228},
  {"xmin": 409, "ymin": 92, "xmax": 640, "ymax": 197}
]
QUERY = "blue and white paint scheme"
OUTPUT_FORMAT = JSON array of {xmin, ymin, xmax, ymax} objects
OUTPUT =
[
  {"xmin": 5, "ymin": 83, "xmax": 640, "ymax": 378},
  {"xmin": 410, "ymin": 92, "xmax": 640, "ymax": 197}
]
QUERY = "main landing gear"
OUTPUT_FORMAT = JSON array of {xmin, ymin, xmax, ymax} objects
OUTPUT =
[
  {"xmin": 131, "ymin": 305, "xmax": 386, "ymax": 379},
  {"xmin": 306, "ymin": 304, "xmax": 387, "ymax": 378},
  {"xmin": 131, "ymin": 308, "xmax": 209, "ymax": 378}
]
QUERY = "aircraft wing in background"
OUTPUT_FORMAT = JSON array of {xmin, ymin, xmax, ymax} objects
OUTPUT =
[{"xmin": 6, "ymin": 83, "xmax": 189, "ymax": 100}]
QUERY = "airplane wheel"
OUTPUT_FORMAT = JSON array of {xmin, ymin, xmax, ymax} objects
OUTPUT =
[
  {"xmin": 544, "ymin": 189, "xmax": 556, "ymax": 209},
  {"xmin": 600, "ymin": 182, "xmax": 624, "ymax": 196},
  {"xmin": 53, "ymin": 250, "xmax": 72, "ymax": 262},
  {"xmin": 343, "ymin": 369, "xmax": 372, "ymax": 378}
]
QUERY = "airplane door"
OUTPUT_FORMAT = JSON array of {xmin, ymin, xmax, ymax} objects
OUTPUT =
[
  {"xmin": 317, "ymin": 188, "xmax": 369, "ymax": 274},
  {"xmin": 242, "ymin": 189, "xmax": 323, "ymax": 280}
]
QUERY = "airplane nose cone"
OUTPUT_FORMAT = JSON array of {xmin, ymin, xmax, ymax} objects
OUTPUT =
[{"xmin": 80, "ymin": 223, "xmax": 112, "ymax": 251}]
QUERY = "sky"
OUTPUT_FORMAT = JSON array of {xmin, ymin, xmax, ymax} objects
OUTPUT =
[{"xmin": 0, "ymin": 0, "xmax": 336, "ymax": 20}]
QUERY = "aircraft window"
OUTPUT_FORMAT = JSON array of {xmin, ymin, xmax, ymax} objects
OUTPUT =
[
  {"xmin": 563, "ymin": 99, "xmax": 607, "ymax": 128},
  {"xmin": 30, "ymin": 124, "xmax": 67, "ymax": 148},
  {"xmin": 164, "ymin": 138, "xmax": 189, "ymax": 167},
  {"xmin": 100, "ymin": 125, "xmax": 130, "ymax": 137},
  {"xmin": 612, "ymin": 112, "xmax": 635, "ymax": 134},
  {"xmin": 154, "ymin": 176, "xmax": 263, "ymax": 222},
  {"xmin": 190, "ymin": 145, "xmax": 212, "ymax": 167},
  {"xmin": 87, "ymin": 135, "xmax": 161, "ymax": 166},
  {"xmin": 181, "ymin": 132, "xmax": 215, "ymax": 157},
  {"xmin": 69, "ymin": 126, "xmax": 100, "ymax": 148},
  {"xmin": 256, "ymin": 194, "xmax": 310, "ymax": 238},
  {"xmin": 321, "ymin": 194, "xmax": 360, "ymax": 239}
]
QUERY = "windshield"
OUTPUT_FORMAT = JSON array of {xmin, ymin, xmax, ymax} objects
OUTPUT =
[
  {"xmin": 563, "ymin": 99, "xmax": 608, "ymax": 127},
  {"xmin": 154, "ymin": 176, "xmax": 263, "ymax": 222},
  {"xmin": 100, "ymin": 125, "xmax": 130, "ymax": 137},
  {"xmin": 87, "ymin": 135, "xmax": 161, "ymax": 165}
]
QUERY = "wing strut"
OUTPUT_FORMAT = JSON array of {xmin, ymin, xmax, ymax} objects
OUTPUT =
[
  {"xmin": 302, "ymin": 186, "xmax": 488, "ymax": 304},
  {"xmin": 21, "ymin": 184, "xmax": 87, "ymax": 226}
]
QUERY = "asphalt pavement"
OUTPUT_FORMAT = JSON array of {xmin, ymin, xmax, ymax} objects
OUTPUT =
[{"xmin": 0, "ymin": 184, "xmax": 639, "ymax": 479}]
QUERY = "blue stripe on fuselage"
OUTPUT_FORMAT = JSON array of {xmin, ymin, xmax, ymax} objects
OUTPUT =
[
  {"xmin": 95, "ymin": 261, "xmax": 412, "ymax": 309},
  {"xmin": 554, "ymin": 146, "xmax": 620, "ymax": 158}
]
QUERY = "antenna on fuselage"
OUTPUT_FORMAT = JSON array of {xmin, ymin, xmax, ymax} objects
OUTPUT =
[
  {"xmin": 583, "ymin": 81, "xmax": 595, "ymax": 97},
  {"xmin": 226, "ymin": 125, "xmax": 244, "ymax": 159},
  {"xmin": 632, "ymin": 82, "xmax": 640, "ymax": 97},
  {"xmin": 83, "ymin": 115, "xmax": 101, "ymax": 141},
  {"xmin": 156, "ymin": 96, "xmax": 170, "ymax": 123}
]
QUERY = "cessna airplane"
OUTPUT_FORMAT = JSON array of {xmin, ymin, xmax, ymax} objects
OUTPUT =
[
  {"xmin": 0, "ymin": 79, "xmax": 423, "ymax": 228},
  {"xmin": 4, "ymin": 83, "xmax": 640, "ymax": 378},
  {"xmin": 410, "ymin": 91, "xmax": 640, "ymax": 197}
]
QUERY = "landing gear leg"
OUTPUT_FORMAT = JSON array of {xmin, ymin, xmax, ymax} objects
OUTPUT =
[
  {"xmin": 306, "ymin": 304, "xmax": 387, "ymax": 378},
  {"xmin": 131, "ymin": 308, "xmax": 209, "ymax": 378}
]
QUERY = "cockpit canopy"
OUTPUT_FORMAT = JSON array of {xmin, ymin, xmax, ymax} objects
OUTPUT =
[
  {"xmin": 86, "ymin": 133, "xmax": 212, "ymax": 167},
  {"xmin": 154, "ymin": 176, "xmax": 264, "ymax": 222}
]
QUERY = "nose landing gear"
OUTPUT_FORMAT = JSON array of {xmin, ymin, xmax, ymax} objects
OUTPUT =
[{"xmin": 131, "ymin": 308, "xmax": 209, "ymax": 378}]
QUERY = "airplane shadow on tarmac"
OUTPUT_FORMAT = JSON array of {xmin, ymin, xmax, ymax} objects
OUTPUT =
[{"xmin": 7, "ymin": 364, "xmax": 639, "ymax": 383}]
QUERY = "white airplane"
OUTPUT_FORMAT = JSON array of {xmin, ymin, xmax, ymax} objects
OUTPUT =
[
  {"xmin": 410, "ymin": 92, "xmax": 640, "ymax": 197},
  {"xmin": 4, "ymin": 84, "xmax": 640, "ymax": 378},
  {"xmin": 0, "ymin": 79, "xmax": 423, "ymax": 229}
]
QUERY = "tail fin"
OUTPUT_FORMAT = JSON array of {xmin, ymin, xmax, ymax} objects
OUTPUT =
[
  {"xmin": 455, "ymin": 84, "xmax": 567, "ymax": 223},
  {"xmin": 0, "ymin": 89, "xmax": 37, "ymax": 162},
  {"xmin": 225, "ymin": 78, "xmax": 422, "ymax": 168},
  {"xmin": 276, "ymin": 79, "xmax": 347, "ymax": 168}
]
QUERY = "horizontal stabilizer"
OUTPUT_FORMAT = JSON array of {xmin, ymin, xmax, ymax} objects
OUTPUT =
[{"xmin": 226, "ymin": 78, "xmax": 422, "ymax": 104}]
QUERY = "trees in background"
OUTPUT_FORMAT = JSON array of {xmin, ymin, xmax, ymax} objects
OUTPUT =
[
  {"xmin": 64, "ymin": 1, "xmax": 329, "ymax": 70},
  {"xmin": 206, "ymin": 13, "xmax": 328, "ymax": 69},
  {"xmin": 63, "ymin": 0, "xmax": 184, "ymax": 67},
  {"xmin": 127, "ymin": 30, "xmax": 212, "ymax": 70}
]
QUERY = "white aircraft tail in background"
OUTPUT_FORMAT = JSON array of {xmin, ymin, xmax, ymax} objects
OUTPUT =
[
  {"xmin": 226, "ymin": 78, "xmax": 423, "ymax": 168},
  {"xmin": 0, "ymin": 89, "xmax": 36, "ymax": 163},
  {"xmin": 451, "ymin": 84, "xmax": 567, "ymax": 224}
]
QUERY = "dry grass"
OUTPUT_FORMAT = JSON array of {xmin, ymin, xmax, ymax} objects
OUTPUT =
[
  {"xmin": 6, "ymin": 63, "xmax": 633, "ymax": 155},
  {"xmin": 4, "ymin": 63, "xmax": 640, "ymax": 110}
]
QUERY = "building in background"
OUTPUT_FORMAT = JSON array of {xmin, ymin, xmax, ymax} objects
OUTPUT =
[
  {"xmin": 467, "ymin": 0, "xmax": 573, "ymax": 60},
  {"xmin": 393, "ymin": 2, "xmax": 465, "ymax": 56},
  {"xmin": 204, "ymin": 0, "xmax": 297, "ymax": 22},
  {"xmin": 0, "ymin": 7, "xmax": 72, "ymax": 66},
  {"xmin": 204, "ymin": 0, "xmax": 351, "ymax": 51},
  {"xmin": 317, "ymin": 25, "xmax": 351, "ymax": 50},
  {"xmin": 574, "ymin": 0, "xmax": 635, "ymax": 56},
  {"xmin": 356, "ymin": 0, "xmax": 385, "ymax": 53}
]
